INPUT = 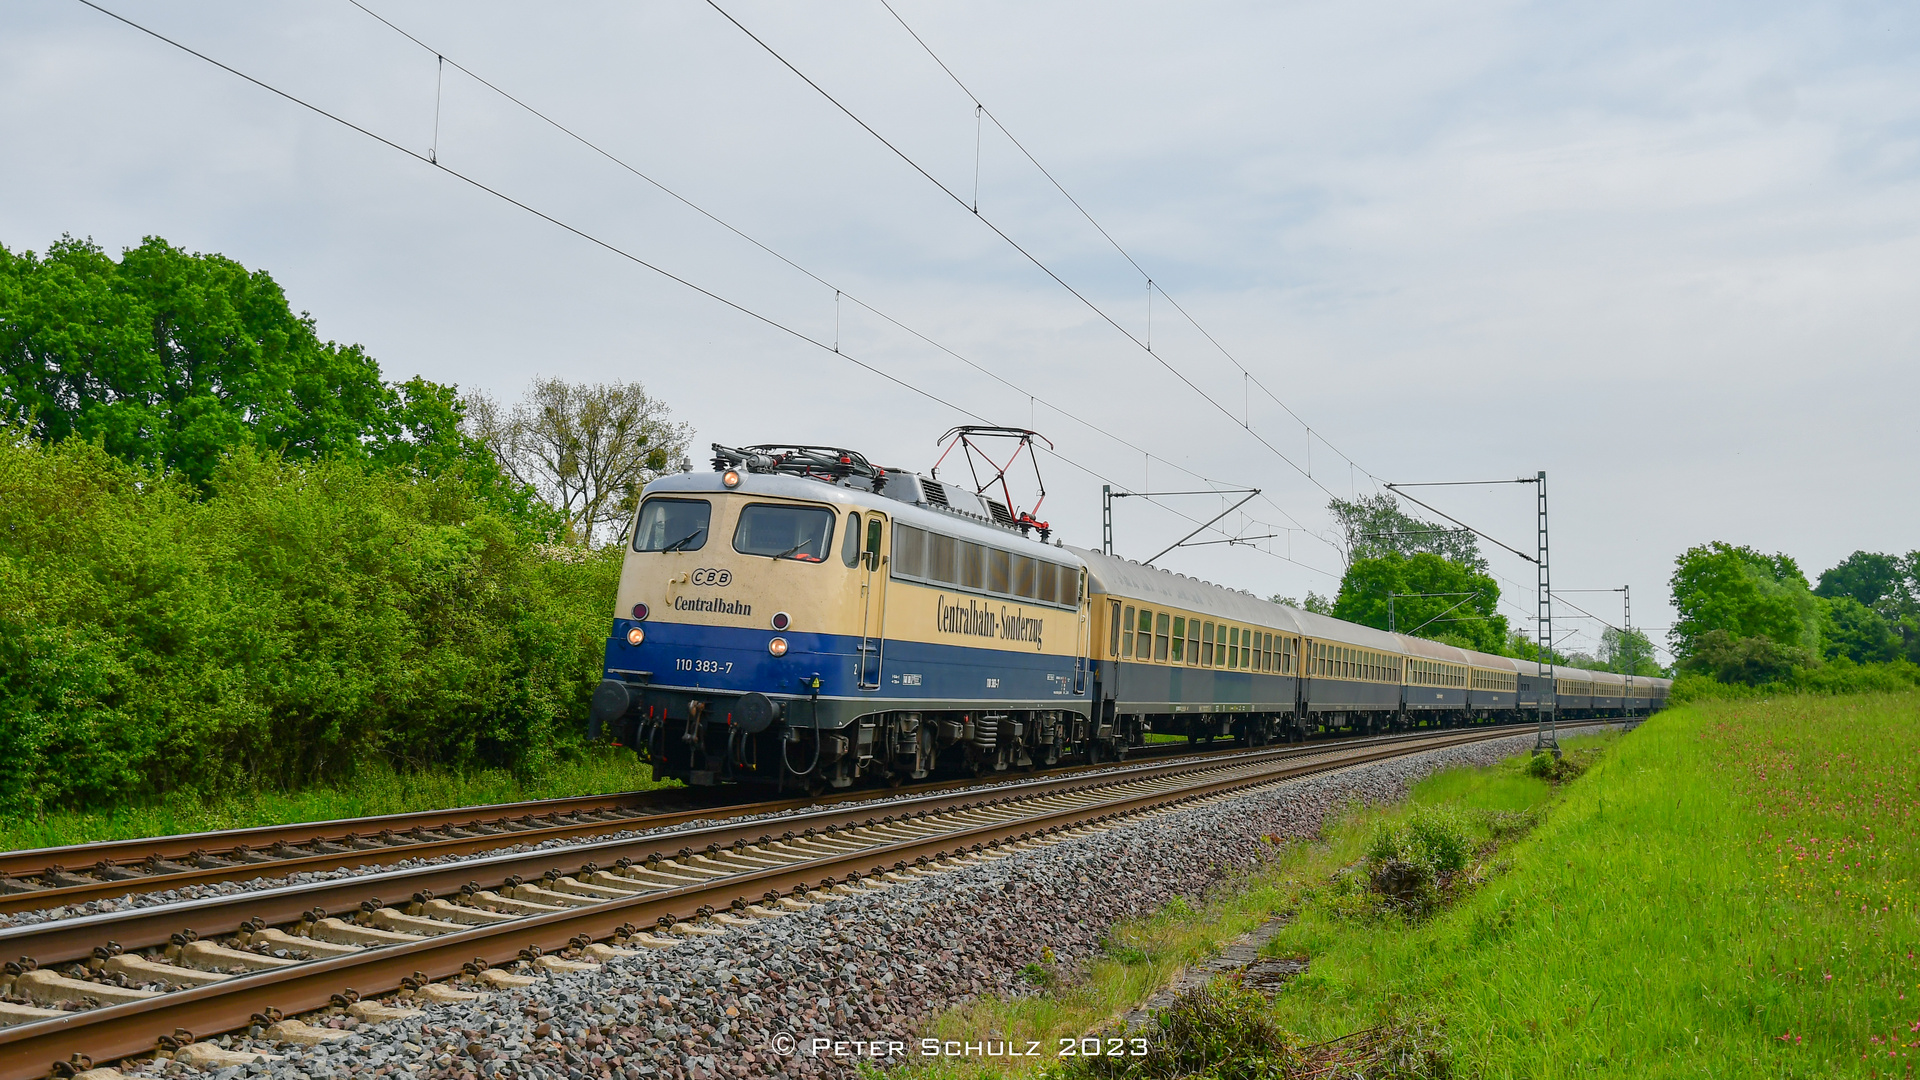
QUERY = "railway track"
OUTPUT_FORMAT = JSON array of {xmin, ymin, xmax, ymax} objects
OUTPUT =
[
  {"xmin": 0, "ymin": 723, "xmax": 1562, "ymax": 1080},
  {"xmin": 0, "ymin": 728, "xmax": 1420, "ymax": 919}
]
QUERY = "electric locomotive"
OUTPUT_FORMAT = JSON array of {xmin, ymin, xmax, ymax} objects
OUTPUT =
[{"xmin": 590, "ymin": 445, "xmax": 1100, "ymax": 793}]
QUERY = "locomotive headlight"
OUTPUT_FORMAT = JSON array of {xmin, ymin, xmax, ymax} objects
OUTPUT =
[
  {"xmin": 767, "ymin": 637, "xmax": 789, "ymax": 657},
  {"xmin": 626, "ymin": 626, "xmax": 645, "ymax": 647},
  {"xmin": 722, "ymin": 469, "xmax": 742, "ymax": 488}
]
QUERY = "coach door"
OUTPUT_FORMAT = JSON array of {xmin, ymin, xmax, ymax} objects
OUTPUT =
[{"xmin": 856, "ymin": 513, "xmax": 888, "ymax": 690}]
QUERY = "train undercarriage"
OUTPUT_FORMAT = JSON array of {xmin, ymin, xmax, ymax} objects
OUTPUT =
[
  {"xmin": 626, "ymin": 707, "xmax": 1118, "ymax": 794},
  {"xmin": 615, "ymin": 698, "xmax": 1652, "ymax": 794}
]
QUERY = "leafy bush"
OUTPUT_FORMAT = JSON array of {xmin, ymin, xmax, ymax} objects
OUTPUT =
[
  {"xmin": 1369, "ymin": 806, "xmax": 1472, "ymax": 877},
  {"xmin": 0, "ymin": 432, "xmax": 619, "ymax": 813}
]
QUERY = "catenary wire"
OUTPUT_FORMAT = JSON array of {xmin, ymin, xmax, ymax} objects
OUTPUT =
[
  {"xmin": 339, "ymin": 0, "xmax": 1333, "ymax": 574},
  {"xmin": 873, "ymin": 0, "xmax": 1384, "ymax": 492},
  {"xmin": 71, "ymin": 0, "xmax": 1342, "ymax": 582},
  {"xmin": 702, "ymin": 0, "xmax": 1359, "ymax": 534},
  {"xmin": 342, "ymin": 0, "xmax": 1326, "ymax": 563}
]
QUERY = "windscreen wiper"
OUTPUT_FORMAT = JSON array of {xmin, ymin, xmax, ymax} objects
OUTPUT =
[{"xmin": 661, "ymin": 528, "xmax": 705, "ymax": 552}]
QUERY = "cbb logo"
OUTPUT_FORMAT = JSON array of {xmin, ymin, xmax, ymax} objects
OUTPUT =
[{"xmin": 691, "ymin": 568, "xmax": 732, "ymax": 587}]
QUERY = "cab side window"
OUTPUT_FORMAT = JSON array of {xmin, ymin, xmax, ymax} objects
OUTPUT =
[{"xmin": 841, "ymin": 513, "xmax": 862, "ymax": 567}]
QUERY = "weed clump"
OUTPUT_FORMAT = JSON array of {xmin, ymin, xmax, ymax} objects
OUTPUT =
[
  {"xmin": 1356, "ymin": 806, "xmax": 1475, "ymax": 916},
  {"xmin": 1052, "ymin": 980, "xmax": 1300, "ymax": 1079},
  {"xmin": 1049, "ymin": 980, "xmax": 1450, "ymax": 1080},
  {"xmin": 1524, "ymin": 747, "xmax": 1602, "ymax": 783}
]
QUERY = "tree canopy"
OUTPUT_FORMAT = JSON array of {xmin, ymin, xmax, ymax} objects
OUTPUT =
[
  {"xmin": 468, "ymin": 376, "xmax": 692, "ymax": 546},
  {"xmin": 1669, "ymin": 541, "xmax": 1919, "ymax": 687},
  {"xmin": 1328, "ymin": 552, "xmax": 1509, "ymax": 653},
  {"xmin": 1669, "ymin": 542, "xmax": 1822, "ymax": 659},
  {"xmin": 1328, "ymin": 493, "xmax": 1487, "ymax": 573},
  {"xmin": 0, "ymin": 235, "xmax": 481, "ymax": 485}
]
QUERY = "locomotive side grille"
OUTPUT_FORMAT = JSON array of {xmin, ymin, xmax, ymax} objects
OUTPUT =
[{"xmin": 921, "ymin": 479, "xmax": 952, "ymax": 507}]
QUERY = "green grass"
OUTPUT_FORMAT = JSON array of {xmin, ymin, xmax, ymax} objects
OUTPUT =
[
  {"xmin": 890, "ymin": 734, "xmax": 1585, "ymax": 1079},
  {"xmin": 902, "ymin": 696, "xmax": 1920, "ymax": 1078},
  {"xmin": 0, "ymin": 746, "xmax": 674, "ymax": 853},
  {"xmin": 1260, "ymin": 692, "xmax": 1920, "ymax": 1078}
]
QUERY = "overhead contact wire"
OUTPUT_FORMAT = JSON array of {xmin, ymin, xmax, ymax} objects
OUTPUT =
[
  {"xmin": 703, "ymin": 0, "xmax": 1350, "ymax": 539},
  {"xmin": 75, "ymin": 0, "xmax": 1338, "ymax": 580},
  {"xmin": 342, "ymin": 0, "xmax": 1329, "ymax": 571}
]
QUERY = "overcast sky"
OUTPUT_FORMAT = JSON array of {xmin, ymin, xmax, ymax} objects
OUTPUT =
[{"xmin": 5, "ymin": 0, "xmax": 1916, "ymax": 658}]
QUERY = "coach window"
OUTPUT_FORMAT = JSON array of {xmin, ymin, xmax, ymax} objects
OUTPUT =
[
  {"xmin": 1201, "ymin": 622, "xmax": 1215, "ymax": 666},
  {"xmin": 1263, "ymin": 633, "xmax": 1273, "ymax": 671},
  {"xmin": 633, "ymin": 497, "xmax": 711, "ymax": 553},
  {"xmin": 1013, "ymin": 556, "xmax": 1038, "ymax": 600},
  {"xmin": 1122, "ymin": 605, "xmax": 1136, "ymax": 658},
  {"xmin": 840, "ymin": 513, "xmax": 863, "ymax": 567},
  {"xmin": 1139, "ymin": 608, "xmax": 1155, "ymax": 660},
  {"xmin": 1217, "ymin": 624, "xmax": 1228, "ymax": 667},
  {"xmin": 1171, "ymin": 617, "xmax": 1186, "ymax": 663},
  {"xmin": 1037, "ymin": 562, "xmax": 1058, "ymax": 607},
  {"xmin": 988, "ymin": 549, "xmax": 1011, "ymax": 594},
  {"xmin": 959, "ymin": 542, "xmax": 985, "ymax": 590},
  {"xmin": 1227, "ymin": 627, "xmax": 1238, "ymax": 669},
  {"xmin": 1187, "ymin": 620, "xmax": 1200, "ymax": 665},
  {"xmin": 1155, "ymin": 612, "xmax": 1171, "ymax": 661},
  {"xmin": 1246, "ymin": 630, "xmax": 1256, "ymax": 669},
  {"xmin": 892, "ymin": 524, "xmax": 926, "ymax": 578},
  {"xmin": 928, "ymin": 533, "xmax": 958, "ymax": 584},
  {"xmin": 734, "ymin": 503, "xmax": 835, "ymax": 562},
  {"xmin": 1110, "ymin": 602, "xmax": 1123, "ymax": 656}
]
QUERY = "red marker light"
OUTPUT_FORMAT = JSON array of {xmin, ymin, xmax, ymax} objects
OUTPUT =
[
  {"xmin": 632, "ymin": 603, "xmax": 649, "ymax": 621},
  {"xmin": 771, "ymin": 612, "xmax": 791, "ymax": 631}
]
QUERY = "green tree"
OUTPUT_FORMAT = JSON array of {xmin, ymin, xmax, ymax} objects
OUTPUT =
[
  {"xmin": 1271, "ymin": 591, "xmax": 1335, "ymax": 615},
  {"xmin": 1679, "ymin": 628, "xmax": 1807, "ymax": 685},
  {"xmin": 1597, "ymin": 625, "xmax": 1660, "ymax": 676},
  {"xmin": 0, "ymin": 235, "xmax": 476, "ymax": 486},
  {"xmin": 1668, "ymin": 542, "xmax": 1822, "ymax": 661},
  {"xmin": 1329, "ymin": 552, "xmax": 1508, "ymax": 652},
  {"xmin": 1814, "ymin": 550, "xmax": 1907, "ymax": 613},
  {"xmin": 1821, "ymin": 596, "xmax": 1901, "ymax": 665},
  {"xmin": 469, "ymin": 377, "xmax": 692, "ymax": 546},
  {"xmin": 1327, "ymin": 493, "xmax": 1486, "ymax": 572}
]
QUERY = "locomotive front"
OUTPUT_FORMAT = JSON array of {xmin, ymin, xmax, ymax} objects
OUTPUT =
[
  {"xmin": 591, "ymin": 443, "xmax": 1097, "ymax": 794},
  {"xmin": 591, "ymin": 452, "xmax": 887, "ymax": 790}
]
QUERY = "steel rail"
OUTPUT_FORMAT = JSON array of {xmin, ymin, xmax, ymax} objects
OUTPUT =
[
  {"xmin": 0, "ymin": 725, "xmax": 1531, "ymax": 1080},
  {"xmin": 0, "ymin": 728, "xmax": 1330, "ymax": 914},
  {"xmin": 0, "ymin": 723, "xmax": 1465, "ymax": 924},
  {"xmin": 0, "ymin": 788, "xmax": 722, "ymax": 880},
  {"xmin": 0, "ymin": 738, "xmax": 1364, "ymax": 967}
]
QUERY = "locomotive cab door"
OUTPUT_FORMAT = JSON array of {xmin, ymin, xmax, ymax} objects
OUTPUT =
[
  {"xmin": 856, "ymin": 513, "xmax": 888, "ymax": 690},
  {"xmin": 1073, "ymin": 567, "xmax": 1090, "ymax": 695}
]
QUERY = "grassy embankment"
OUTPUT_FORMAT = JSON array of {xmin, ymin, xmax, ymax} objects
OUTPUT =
[
  {"xmin": 907, "ymin": 692, "xmax": 1920, "ymax": 1079},
  {"xmin": 0, "ymin": 749, "xmax": 670, "ymax": 853}
]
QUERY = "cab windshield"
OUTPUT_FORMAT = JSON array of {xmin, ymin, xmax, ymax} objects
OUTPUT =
[
  {"xmin": 632, "ymin": 498, "xmax": 711, "ymax": 553},
  {"xmin": 734, "ymin": 503, "xmax": 836, "ymax": 562}
]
